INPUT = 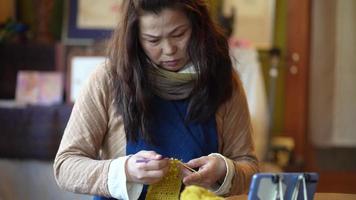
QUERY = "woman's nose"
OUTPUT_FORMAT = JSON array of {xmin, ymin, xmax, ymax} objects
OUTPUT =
[{"xmin": 162, "ymin": 40, "xmax": 177, "ymax": 55}]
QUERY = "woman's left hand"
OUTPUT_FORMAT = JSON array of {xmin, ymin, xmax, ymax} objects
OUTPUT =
[{"xmin": 182, "ymin": 155, "xmax": 227, "ymax": 189}]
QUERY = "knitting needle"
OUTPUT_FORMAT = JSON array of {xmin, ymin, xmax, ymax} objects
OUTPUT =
[
  {"xmin": 136, "ymin": 158, "xmax": 198, "ymax": 174},
  {"xmin": 179, "ymin": 161, "xmax": 198, "ymax": 173}
]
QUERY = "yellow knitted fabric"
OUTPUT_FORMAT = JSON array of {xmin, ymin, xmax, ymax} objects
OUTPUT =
[
  {"xmin": 180, "ymin": 185, "xmax": 224, "ymax": 200},
  {"xmin": 146, "ymin": 159, "xmax": 182, "ymax": 200}
]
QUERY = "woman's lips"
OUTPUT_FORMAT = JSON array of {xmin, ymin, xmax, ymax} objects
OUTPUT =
[{"xmin": 162, "ymin": 59, "xmax": 179, "ymax": 67}]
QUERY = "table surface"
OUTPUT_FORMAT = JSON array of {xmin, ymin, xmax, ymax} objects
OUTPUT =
[{"xmin": 226, "ymin": 193, "xmax": 356, "ymax": 200}]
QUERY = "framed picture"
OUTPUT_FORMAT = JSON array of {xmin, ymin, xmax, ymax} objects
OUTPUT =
[
  {"xmin": 15, "ymin": 71, "xmax": 63, "ymax": 106},
  {"xmin": 63, "ymin": 0, "xmax": 123, "ymax": 44},
  {"xmin": 223, "ymin": 0, "xmax": 276, "ymax": 49},
  {"xmin": 0, "ymin": 0, "xmax": 16, "ymax": 23},
  {"xmin": 66, "ymin": 48, "xmax": 106, "ymax": 103}
]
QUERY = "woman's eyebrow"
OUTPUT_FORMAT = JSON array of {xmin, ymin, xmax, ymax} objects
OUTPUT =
[
  {"xmin": 141, "ymin": 24, "xmax": 189, "ymax": 38},
  {"xmin": 168, "ymin": 24, "xmax": 189, "ymax": 34},
  {"xmin": 141, "ymin": 33, "xmax": 160, "ymax": 39}
]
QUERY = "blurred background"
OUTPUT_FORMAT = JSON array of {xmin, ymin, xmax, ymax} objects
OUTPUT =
[{"xmin": 0, "ymin": 0, "xmax": 355, "ymax": 199}]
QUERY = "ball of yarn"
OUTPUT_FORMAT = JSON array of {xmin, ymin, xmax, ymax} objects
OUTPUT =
[{"xmin": 180, "ymin": 185, "xmax": 224, "ymax": 200}]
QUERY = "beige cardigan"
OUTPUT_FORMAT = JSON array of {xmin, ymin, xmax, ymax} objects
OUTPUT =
[{"xmin": 54, "ymin": 64, "xmax": 259, "ymax": 197}]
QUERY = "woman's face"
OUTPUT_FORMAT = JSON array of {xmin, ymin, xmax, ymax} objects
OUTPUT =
[{"xmin": 139, "ymin": 8, "xmax": 192, "ymax": 72}]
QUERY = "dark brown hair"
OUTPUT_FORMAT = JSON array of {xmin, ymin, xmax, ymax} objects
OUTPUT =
[{"xmin": 108, "ymin": 0, "xmax": 233, "ymax": 142}]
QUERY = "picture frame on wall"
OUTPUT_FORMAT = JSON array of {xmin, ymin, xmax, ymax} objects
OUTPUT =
[
  {"xmin": 222, "ymin": 0, "xmax": 276, "ymax": 49},
  {"xmin": 15, "ymin": 71, "xmax": 63, "ymax": 106},
  {"xmin": 66, "ymin": 48, "xmax": 106, "ymax": 103},
  {"xmin": 62, "ymin": 0, "xmax": 123, "ymax": 44},
  {"xmin": 0, "ymin": 0, "xmax": 16, "ymax": 23}
]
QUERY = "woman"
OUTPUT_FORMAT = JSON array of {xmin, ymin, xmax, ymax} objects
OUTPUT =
[{"xmin": 54, "ymin": 0, "xmax": 259, "ymax": 199}]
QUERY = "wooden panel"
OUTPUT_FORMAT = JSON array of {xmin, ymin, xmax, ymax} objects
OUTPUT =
[
  {"xmin": 316, "ymin": 171, "xmax": 356, "ymax": 193},
  {"xmin": 284, "ymin": 0, "xmax": 311, "ymax": 162}
]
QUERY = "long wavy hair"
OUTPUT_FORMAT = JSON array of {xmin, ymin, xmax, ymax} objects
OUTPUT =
[{"xmin": 108, "ymin": 0, "xmax": 233, "ymax": 143}]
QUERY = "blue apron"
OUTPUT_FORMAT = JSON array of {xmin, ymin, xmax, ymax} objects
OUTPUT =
[{"xmin": 94, "ymin": 97, "xmax": 218, "ymax": 200}]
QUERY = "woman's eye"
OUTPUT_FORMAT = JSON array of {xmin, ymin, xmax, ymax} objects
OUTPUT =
[
  {"xmin": 172, "ymin": 32, "xmax": 184, "ymax": 38},
  {"xmin": 148, "ymin": 39, "xmax": 159, "ymax": 44}
]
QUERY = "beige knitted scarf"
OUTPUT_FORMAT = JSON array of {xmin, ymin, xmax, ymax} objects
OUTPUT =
[{"xmin": 146, "ymin": 63, "xmax": 197, "ymax": 100}]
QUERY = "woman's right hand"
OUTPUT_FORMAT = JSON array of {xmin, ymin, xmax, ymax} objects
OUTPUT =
[{"xmin": 125, "ymin": 150, "xmax": 169, "ymax": 184}]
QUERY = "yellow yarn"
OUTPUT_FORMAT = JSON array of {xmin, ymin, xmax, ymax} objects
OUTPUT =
[
  {"xmin": 145, "ymin": 159, "xmax": 182, "ymax": 200},
  {"xmin": 180, "ymin": 185, "xmax": 224, "ymax": 200}
]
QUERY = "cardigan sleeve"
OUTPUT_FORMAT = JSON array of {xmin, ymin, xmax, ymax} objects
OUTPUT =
[
  {"xmin": 53, "ymin": 64, "xmax": 114, "ymax": 197},
  {"xmin": 217, "ymin": 72, "xmax": 260, "ymax": 195}
]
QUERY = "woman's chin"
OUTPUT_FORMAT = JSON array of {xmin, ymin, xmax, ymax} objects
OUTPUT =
[{"xmin": 160, "ymin": 64, "xmax": 183, "ymax": 72}]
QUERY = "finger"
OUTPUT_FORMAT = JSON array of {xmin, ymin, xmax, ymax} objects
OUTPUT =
[
  {"xmin": 180, "ymin": 165, "xmax": 193, "ymax": 178},
  {"xmin": 182, "ymin": 171, "xmax": 204, "ymax": 184},
  {"xmin": 137, "ymin": 175, "xmax": 165, "ymax": 185},
  {"xmin": 186, "ymin": 157, "xmax": 207, "ymax": 168},
  {"xmin": 144, "ymin": 159, "xmax": 170, "ymax": 171},
  {"xmin": 144, "ymin": 177, "xmax": 166, "ymax": 185},
  {"xmin": 141, "ymin": 170, "xmax": 167, "ymax": 184},
  {"xmin": 183, "ymin": 174, "xmax": 208, "ymax": 188},
  {"xmin": 134, "ymin": 167, "xmax": 168, "ymax": 182},
  {"xmin": 137, "ymin": 150, "xmax": 163, "ymax": 160},
  {"xmin": 145, "ymin": 169, "xmax": 168, "ymax": 180}
]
